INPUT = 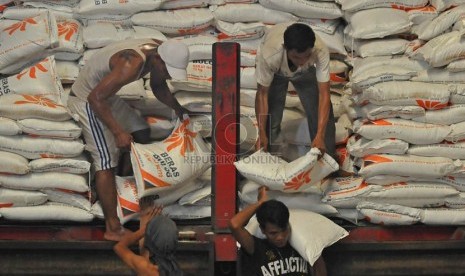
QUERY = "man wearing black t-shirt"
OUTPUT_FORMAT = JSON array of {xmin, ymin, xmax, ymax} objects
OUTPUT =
[{"xmin": 229, "ymin": 187, "xmax": 327, "ymax": 276}]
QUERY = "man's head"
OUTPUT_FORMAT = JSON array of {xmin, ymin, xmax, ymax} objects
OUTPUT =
[
  {"xmin": 283, "ymin": 23, "xmax": 316, "ymax": 68},
  {"xmin": 145, "ymin": 215, "xmax": 182, "ymax": 275},
  {"xmin": 158, "ymin": 40, "xmax": 189, "ymax": 81},
  {"xmin": 256, "ymin": 200, "xmax": 290, "ymax": 248}
]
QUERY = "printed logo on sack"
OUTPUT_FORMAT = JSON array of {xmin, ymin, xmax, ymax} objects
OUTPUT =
[
  {"xmin": 415, "ymin": 100, "xmax": 448, "ymax": 110},
  {"xmin": 164, "ymin": 119, "xmax": 197, "ymax": 156},
  {"xmin": 14, "ymin": 95, "xmax": 62, "ymax": 108},
  {"xmin": 284, "ymin": 170, "xmax": 311, "ymax": 191},
  {"xmin": 365, "ymin": 119, "xmax": 392, "ymax": 126},
  {"xmin": 3, "ymin": 18, "xmax": 37, "ymax": 35},
  {"xmin": 16, "ymin": 58, "xmax": 49, "ymax": 80},
  {"xmin": 58, "ymin": 21, "xmax": 78, "ymax": 41}
]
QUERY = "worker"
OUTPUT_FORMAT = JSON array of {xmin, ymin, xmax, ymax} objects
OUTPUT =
[
  {"xmin": 229, "ymin": 186, "xmax": 327, "ymax": 276},
  {"xmin": 67, "ymin": 39, "xmax": 189, "ymax": 241},
  {"xmin": 114, "ymin": 200, "xmax": 183, "ymax": 276},
  {"xmin": 255, "ymin": 23, "xmax": 336, "ymax": 159}
]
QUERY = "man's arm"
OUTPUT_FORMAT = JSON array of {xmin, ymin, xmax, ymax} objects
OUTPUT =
[
  {"xmin": 229, "ymin": 186, "xmax": 268, "ymax": 255},
  {"xmin": 87, "ymin": 50, "xmax": 143, "ymax": 149},
  {"xmin": 149, "ymin": 68, "xmax": 186, "ymax": 120},
  {"xmin": 311, "ymin": 255, "xmax": 327, "ymax": 276},
  {"xmin": 255, "ymin": 84, "xmax": 270, "ymax": 151},
  {"xmin": 313, "ymin": 81, "xmax": 331, "ymax": 155}
]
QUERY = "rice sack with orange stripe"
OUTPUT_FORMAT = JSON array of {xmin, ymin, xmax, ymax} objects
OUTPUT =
[
  {"xmin": 0, "ymin": 188, "xmax": 47, "ymax": 207},
  {"xmin": 358, "ymin": 154, "xmax": 462, "ymax": 178},
  {"xmin": 115, "ymin": 176, "xmax": 140, "ymax": 224},
  {"xmin": 130, "ymin": 118, "xmax": 211, "ymax": 198},
  {"xmin": 234, "ymin": 148, "xmax": 339, "ymax": 193},
  {"xmin": 356, "ymin": 201, "xmax": 422, "ymax": 226},
  {"xmin": 0, "ymin": 11, "xmax": 59, "ymax": 75},
  {"xmin": 0, "ymin": 57, "xmax": 64, "ymax": 103},
  {"xmin": 362, "ymin": 81, "xmax": 450, "ymax": 109},
  {"xmin": 353, "ymin": 118, "xmax": 451, "ymax": 144},
  {"xmin": 0, "ymin": 94, "xmax": 72, "ymax": 121}
]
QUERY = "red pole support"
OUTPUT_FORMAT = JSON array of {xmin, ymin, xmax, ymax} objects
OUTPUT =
[{"xmin": 212, "ymin": 42, "xmax": 240, "ymax": 261}]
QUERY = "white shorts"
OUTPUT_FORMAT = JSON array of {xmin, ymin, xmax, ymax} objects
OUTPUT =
[{"xmin": 67, "ymin": 96, "xmax": 149, "ymax": 171}]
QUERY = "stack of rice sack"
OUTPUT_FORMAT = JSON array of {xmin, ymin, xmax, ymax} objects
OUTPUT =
[
  {"xmin": 329, "ymin": 0, "xmax": 465, "ymax": 226},
  {"xmin": 0, "ymin": 57, "xmax": 92, "ymax": 222}
]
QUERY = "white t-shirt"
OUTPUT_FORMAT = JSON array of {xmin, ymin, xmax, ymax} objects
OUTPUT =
[{"xmin": 255, "ymin": 23, "xmax": 330, "ymax": 87}]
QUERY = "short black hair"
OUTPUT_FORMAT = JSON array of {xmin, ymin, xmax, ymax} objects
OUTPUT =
[
  {"xmin": 283, "ymin": 23, "xmax": 316, "ymax": 53},
  {"xmin": 256, "ymin": 200, "xmax": 289, "ymax": 230}
]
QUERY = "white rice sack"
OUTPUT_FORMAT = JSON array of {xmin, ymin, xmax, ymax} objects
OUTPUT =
[
  {"xmin": 178, "ymin": 185, "xmax": 211, "ymax": 206},
  {"xmin": 115, "ymin": 176, "xmax": 140, "ymax": 224},
  {"xmin": 0, "ymin": 57, "xmax": 64, "ymax": 103},
  {"xmin": 412, "ymin": 68, "xmax": 465, "ymax": 83},
  {"xmin": 0, "ymin": 135, "xmax": 84, "ymax": 159},
  {"xmin": 314, "ymin": 27, "xmax": 347, "ymax": 55},
  {"xmin": 351, "ymin": 56, "xmax": 429, "ymax": 80},
  {"xmin": 339, "ymin": 0, "xmax": 428, "ymax": 12},
  {"xmin": 42, "ymin": 188, "xmax": 91, "ymax": 211},
  {"xmin": 349, "ymin": 104, "xmax": 426, "ymax": 121},
  {"xmin": 445, "ymin": 193, "xmax": 465, "ymax": 208},
  {"xmin": 446, "ymin": 58, "xmax": 465, "ymax": 73},
  {"xmin": 0, "ymin": 11, "xmax": 59, "ymax": 75},
  {"xmin": 414, "ymin": 5, "xmax": 465, "ymax": 41},
  {"xmin": 211, "ymin": 3, "xmax": 298, "ymax": 24},
  {"xmin": 29, "ymin": 157, "xmax": 91, "ymax": 174},
  {"xmin": 131, "ymin": 8, "xmax": 214, "ymax": 35},
  {"xmin": 347, "ymin": 137, "xmax": 408, "ymax": 158},
  {"xmin": 412, "ymin": 30, "xmax": 464, "ymax": 67},
  {"xmin": 412, "ymin": 105, "xmax": 465, "ymax": 125},
  {"xmin": 347, "ymin": 38, "xmax": 409, "ymax": 58},
  {"xmin": 446, "ymin": 121, "xmax": 465, "ymax": 143},
  {"xmin": 116, "ymin": 79, "xmax": 147, "ymax": 100},
  {"xmin": 215, "ymin": 20, "xmax": 266, "ymax": 41},
  {"xmin": 246, "ymin": 209, "xmax": 349, "ymax": 266},
  {"xmin": 347, "ymin": 8, "xmax": 411, "ymax": 39},
  {"xmin": 139, "ymin": 177, "xmax": 206, "ymax": 204},
  {"xmin": 357, "ymin": 201, "xmax": 422, "ymax": 225},
  {"xmin": 439, "ymin": 176, "xmax": 465, "ymax": 192},
  {"xmin": 240, "ymin": 179, "xmax": 338, "ymax": 214},
  {"xmin": 56, "ymin": 60, "xmax": 80, "ymax": 84},
  {"xmin": 408, "ymin": 6, "xmax": 439, "ymax": 25},
  {"xmin": 131, "ymin": 118, "xmax": 211, "ymax": 192},
  {"xmin": 74, "ymin": 0, "xmax": 163, "ymax": 17},
  {"xmin": 353, "ymin": 118, "xmax": 451, "ymax": 145},
  {"xmin": 17, "ymin": 118, "xmax": 81, "ymax": 139},
  {"xmin": 350, "ymin": 66, "xmax": 417, "ymax": 92},
  {"xmin": 0, "ymin": 94, "xmax": 72, "ymax": 121},
  {"xmin": 173, "ymin": 34, "xmax": 217, "ymax": 61},
  {"xmin": 408, "ymin": 142, "xmax": 465, "ymax": 159},
  {"xmin": 237, "ymin": 37, "xmax": 261, "ymax": 54},
  {"xmin": 160, "ymin": 0, "xmax": 209, "ymax": 9},
  {"xmin": 83, "ymin": 22, "xmax": 166, "ymax": 49},
  {"xmin": 364, "ymin": 175, "xmax": 433, "ymax": 186},
  {"xmin": 298, "ymin": 18, "xmax": 340, "ymax": 35},
  {"xmin": 258, "ymin": 0, "xmax": 343, "ymax": 19},
  {"xmin": 190, "ymin": 114, "xmax": 212, "ymax": 138},
  {"xmin": 174, "ymin": 91, "xmax": 211, "ymax": 113},
  {"xmin": 0, "ymin": 202, "xmax": 94, "ymax": 222},
  {"xmin": 235, "ymin": 148, "xmax": 339, "ymax": 193},
  {"xmin": 51, "ymin": 18, "xmax": 84, "ymax": 61},
  {"xmin": 0, "ymin": 151, "xmax": 29, "ymax": 175},
  {"xmin": 0, "ymin": 188, "xmax": 47, "ymax": 207},
  {"xmin": 0, "ymin": 117, "xmax": 21, "ymax": 136},
  {"xmin": 365, "ymin": 181, "xmax": 459, "ymax": 199},
  {"xmin": 362, "ymin": 82, "xmax": 450, "ymax": 110},
  {"xmin": 0, "ymin": 172, "xmax": 89, "ymax": 192},
  {"xmin": 322, "ymin": 176, "xmax": 381, "ymax": 209},
  {"xmin": 431, "ymin": 0, "xmax": 465, "ymax": 12},
  {"xmin": 358, "ymin": 154, "xmax": 462, "ymax": 178},
  {"xmin": 365, "ymin": 197, "xmax": 447, "ymax": 208},
  {"xmin": 421, "ymin": 208, "xmax": 465, "ymax": 225},
  {"xmin": 162, "ymin": 204, "xmax": 211, "ymax": 219}
]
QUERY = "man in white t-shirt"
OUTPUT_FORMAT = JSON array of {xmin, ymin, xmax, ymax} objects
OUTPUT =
[{"xmin": 255, "ymin": 23, "xmax": 335, "ymax": 158}]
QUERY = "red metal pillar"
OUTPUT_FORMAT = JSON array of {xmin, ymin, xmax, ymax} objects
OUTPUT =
[{"xmin": 212, "ymin": 42, "xmax": 240, "ymax": 262}]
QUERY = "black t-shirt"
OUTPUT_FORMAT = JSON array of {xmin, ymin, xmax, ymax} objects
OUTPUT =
[{"xmin": 241, "ymin": 236, "xmax": 311, "ymax": 276}]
